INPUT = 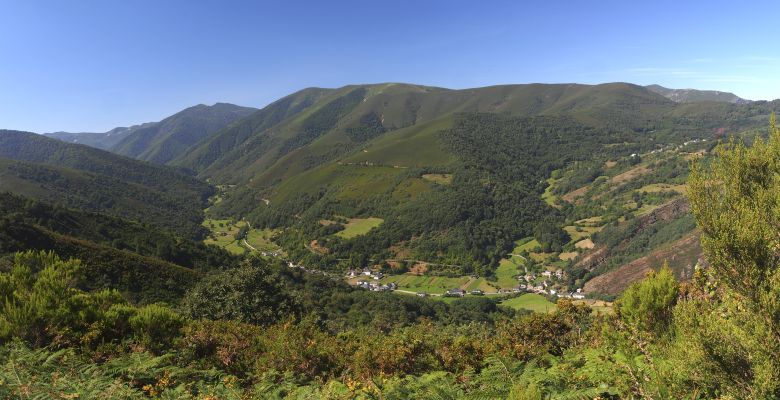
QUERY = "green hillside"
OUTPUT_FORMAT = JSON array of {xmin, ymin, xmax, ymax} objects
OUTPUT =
[
  {"xmin": 110, "ymin": 103, "xmax": 256, "ymax": 164},
  {"xmin": 197, "ymin": 83, "xmax": 778, "ymax": 276},
  {"xmin": 172, "ymin": 87, "xmax": 335, "ymax": 175},
  {"xmin": 0, "ymin": 130, "xmax": 213, "ymax": 237},
  {"xmin": 0, "ymin": 193, "xmax": 237, "ymax": 271},
  {"xmin": 181, "ymin": 82, "xmax": 677, "ymax": 186},
  {"xmin": 0, "ymin": 219, "xmax": 200, "ymax": 304}
]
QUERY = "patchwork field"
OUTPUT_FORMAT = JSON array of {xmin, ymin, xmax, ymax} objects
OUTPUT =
[
  {"xmin": 575, "ymin": 238, "xmax": 595, "ymax": 249},
  {"xmin": 559, "ymin": 251, "xmax": 579, "ymax": 261},
  {"xmin": 563, "ymin": 225, "xmax": 603, "ymax": 242},
  {"xmin": 496, "ymin": 257, "xmax": 523, "ymax": 288},
  {"xmin": 379, "ymin": 274, "xmax": 497, "ymax": 294},
  {"xmin": 513, "ymin": 238, "xmax": 540, "ymax": 253},
  {"xmin": 336, "ymin": 217, "xmax": 384, "ymax": 239},
  {"xmin": 637, "ymin": 183, "xmax": 687, "ymax": 194},
  {"xmin": 245, "ymin": 228, "xmax": 284, "ymax": 254},
  {"xmin": 610, "ymin": 165, "xmax": 652, "ymax": 185},
  {"xmin": 542, "ymin": 176, "xmax": 560, "ymax": 206},
  {"xmin": 575, "ymin": 216, "xmax": 603, "ymax": 227},
  {"xmin": 203, "ymin": 218, "xmax": 248, "ymax": 255}
]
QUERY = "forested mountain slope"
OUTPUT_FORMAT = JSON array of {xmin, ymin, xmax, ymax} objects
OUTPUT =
[
  {"xmin": 177, "ymin": 82, "xmax": 677, "ymax": 184},
  {"xmin": 110, "ymin": 103, "xmax": 256, "ymax": 164},
  {"xmin": 45, "ymin": 103, "xmax": 256, "ymax": 163},
  {"xmin": 193, "ymin": 82, "xmax": 778, "ymax": 276},
  {"xmin": 0, "ymin": 193, "xmax": 236, "ymax": 271},
  {"xmin": 0, "ymin": 130, "xmax": 213, "ymax": 237}
]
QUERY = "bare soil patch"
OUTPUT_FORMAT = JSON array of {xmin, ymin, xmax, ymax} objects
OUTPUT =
[
  {"xmin": 611, "ymin": 165, "xmax": 651, "ymax": 185},
  {"xmin": 309, "ymin": 240, "xmax": 330, "ymax": 254},
  {"xmin": 559, "ymin": 251, "xmax": 579, "ymax": 261},
  {"xmin": 583, "ymin": 231, "xmax": 701, "ymax": 295},
  {"xmin": 562, "ymin": 185, "xmax": 590, "ymax": 203},
  {"xmin": 575, "ymin": 238, "xmax": 595, "ymax": 249},
  {"xmin": 409, "ymin": 263, "xmax": 429, "ymax": 275}
]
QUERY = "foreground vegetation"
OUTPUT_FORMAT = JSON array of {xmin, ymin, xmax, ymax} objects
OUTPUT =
[{"xmin": 1, "ymin": 119, "xmax": 779, "ymax": 398}]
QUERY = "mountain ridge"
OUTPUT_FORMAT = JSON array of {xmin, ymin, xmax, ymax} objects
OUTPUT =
[
  {"xmin": 110, "ymin": 102, "xmax": 256, "ymax": 164},
  {"xmin": 45, "ymin": 102, "xmax": 256, "ymax": 163},
  {"xmin": 645, "ymin": 84, "xmax": 750, "ymax": 104}
]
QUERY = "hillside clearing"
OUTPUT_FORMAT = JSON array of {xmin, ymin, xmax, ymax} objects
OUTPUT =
[
  {"xmin": 637, "ymin": 183, "xmax": 687, "ymax": 194},
  {"xmin": 562, "ymin": 185, "xmax": 590, "ymax": 203},
  {"xmin": 496, "ymin": 258, "xmax": 522, "ymax": 288},
  {"xmin": 203, "ymin": 219, "xmax": 248, "ymax": 255},
  {"xmin": 513, "ymin": 238, "xmax": 540, "ymax": 253},
  {"xmin": 559, "ymin": 251, "xmax": 579, "ymax": 261},
  {"xmin": 542, "ymin": 177, "xmax": 560, "ymax": 207},
  {"xmin": 245, "ymin": 228, "xmax": 284, "ymax": 254},
  {"xmin": 336, "ymin": 217, "xmax": 384, "ymax": 238},
  {"xmin": 610, "ymin": 165, "xmax": 651, "ymax": 185},
  {"xmin": 421, "ymin": 173, "xmax": 453, "ymax": 185},
  {"xmin": 564, "ymin": 225, "xmax": 603, "ymax": 242},
  {"xmin": 575, "ymin": 238, "xmax": 595, "ymax": 249}
]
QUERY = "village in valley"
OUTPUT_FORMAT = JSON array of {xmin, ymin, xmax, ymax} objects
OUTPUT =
[
  {"xmin": 346, "ymin": 264, "xmax": 586, "ymax": 300},
  {"xmin": 199, "ymin": 139, "xmax": 722, "ymax": 315}
]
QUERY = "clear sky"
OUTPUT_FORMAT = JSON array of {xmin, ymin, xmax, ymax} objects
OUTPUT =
[{"xmin": 2, "ymin": 0, "xmax": 779, "ymax": 133}]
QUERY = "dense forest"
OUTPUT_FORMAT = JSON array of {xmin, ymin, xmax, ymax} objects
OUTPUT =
[
  {"xmin": 231, "ymin": 112, "xmax": 670, "ymax": 274},
  {"xmin": 0, "ymin": 131, "xmax": 213, "ymax": 238},
  {"xmin": 0, "ymin": 193, "xmax": 240, "ymax": 303},
  {"xmin": 1, "ymin": 119, "xmax": 779, "ymax": 398}
]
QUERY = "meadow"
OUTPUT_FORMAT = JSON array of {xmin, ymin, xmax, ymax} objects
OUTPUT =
[
  {"xmin": 379, "ymin": 274, "xmax": 496, "ymax": 294},
  {"xmin": 202, "ymin": 218, "xmax": 248, "ymax": 255},
  {"xmin": 336, "ymin": 217, "xmax": 384, "ymax": 239},
  {"xmin": 500, "ymin": 293, "xmax": 557, "ymax": 313}
]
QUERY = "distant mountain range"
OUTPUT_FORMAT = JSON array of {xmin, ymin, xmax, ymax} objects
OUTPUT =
[
  {"xmin": 46, "ymin": 123, "xmax": 154, "ymax": 150},
  {"xmin": 40, "ymin": 84, "xmax": 751, "ymax": 172},
  {"xmin": 645, "ymin": 84, "xmax": 750, "ymax": 104},
  {"xmin": 45, "ymin": 103, "xmax": 256, "ymax": 164}
]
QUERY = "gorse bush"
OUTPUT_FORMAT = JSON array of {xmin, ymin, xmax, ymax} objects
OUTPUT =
[
  {"xmin": 0, "ymin": 250, "xmax": 181, "ymax": 352},
  {"xmin": 129, "ymin": 304, "xmax": 184, "ymax": 354},
  {"xmin": 615, "ymin": 262, "xmax": 678, "ymax": 338},
  {"xmin": 0, "ymin": 251, "xmax": 86, "ymax": 346}
]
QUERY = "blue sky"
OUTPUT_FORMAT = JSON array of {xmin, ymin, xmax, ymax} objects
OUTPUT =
[{"xmin": 1, "ymin": 0, "xmax": 779, "ymax": 132}]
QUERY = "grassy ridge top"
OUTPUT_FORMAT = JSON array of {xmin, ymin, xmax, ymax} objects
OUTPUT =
[{"xmin": 179, "ymin": 82, "xmax": 674, "ymax": 186}]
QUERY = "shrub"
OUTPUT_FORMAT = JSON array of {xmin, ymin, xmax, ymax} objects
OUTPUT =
[{"xmin": 130, "ymin": 304, "xmax": 184, "ymax": 353}]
